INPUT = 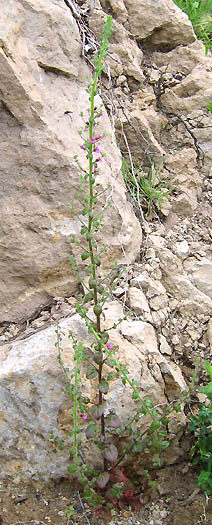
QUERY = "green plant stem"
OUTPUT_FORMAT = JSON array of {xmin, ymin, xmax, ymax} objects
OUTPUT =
[
  {"xmin": 86, "ymin": 25, "xmax": 113, "ymax": 473},
  {"xmin": 74, "ymin": 365, "xmax": 78, "ymax": 461}
]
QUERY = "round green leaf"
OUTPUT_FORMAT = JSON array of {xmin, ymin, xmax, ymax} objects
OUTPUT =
[
  {"xmin": 99, "ymin": 379, "xmax": 109, "ymax": 394},
  {"xmin": 85, "ymin": 423, "xmax": 96, "ymax": 439},
  {"xmin": 86, "ymin": 367, "xmax": 98, "ymax": 379},
  {"xmin": 103, "ymin": 444, "xmax": 118, "ymax": 463},
  {"xmin": 93, "ymin": 304, "xmax": 102, "ymax": 316},
  {"xmin": 91, "ymin": 405, "xmax": 104, "ymax": 419},
  {"xmin": 81, "ymin": 251, "xmax": 90, "ymax": 261}
]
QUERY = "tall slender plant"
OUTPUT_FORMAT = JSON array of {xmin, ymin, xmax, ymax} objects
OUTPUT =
[{"xmin": 54, "ymin": 16, "xmax": 193, "ymax": 519}]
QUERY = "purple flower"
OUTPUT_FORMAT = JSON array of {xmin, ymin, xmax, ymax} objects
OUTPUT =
[
  {"xmin": 80, "ymin": 145, "xmax": 85, "ymax": 150},
  {"xmin": 94, "ymin": 146, "xmax": 100, "ymax": 153},
  {"xmin": 106, "ymin": 344, "xmax": 112, "ymax": 350},
  {"xmin": 95, "ymin": 135, "xmax": 103, "ymax": 141},
  {"xmin": 96, "ymin": 157, "xmax": 102, "ymax": 163},
  {"xmin": 90, "ymin": 137, "xmax": 95, "ymax": 143},
  {"xmin": 93, "ymin": 167, "xmax": 99, "ymax": 173},
  {"xmin": 80, "ymin": 413, "xmax": 87, "ymax": 420},
  {"xmin": 97, "ymin": 113, "xmax": 103, "ymax": 118}
]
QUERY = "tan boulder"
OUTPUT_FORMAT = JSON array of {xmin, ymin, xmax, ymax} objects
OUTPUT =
[
  {"xmin": 0, "ymin": 0, "xmax": 141, "ymax": 322},
  {"xmin": 161, "ymin": 65, "xmax": 212, "ymax": 115},
  {"xmin": 116, "ymin": 108, "xmax": 165, "ymax": 163},
  {"xmin": 153, "ymin": 40, "xmax": 207, "ymax": 75},
  {"xmin": 120, "ymin": 0, "xmax": 195, "ymax": 46},
  {"xmin": 0, "ymin": 302, "xmax": 187, "ymax": 481},
  {"xmin": 192, "ymin": 264, "xmax": 212, "ymax": 299}
]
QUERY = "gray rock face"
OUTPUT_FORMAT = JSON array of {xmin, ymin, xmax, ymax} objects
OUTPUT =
[
  {"xmin": 0, "ymin": 303, "xmax": 187, "ymax": 481},
  {"xmin": 0, "ymin": 0, "xmax": 141, "ymax": 323}
]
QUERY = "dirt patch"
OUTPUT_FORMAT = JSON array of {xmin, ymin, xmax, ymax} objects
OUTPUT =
[{"xmin": 0, "ymin": 464, "xmax": 212, "ymax": 525}]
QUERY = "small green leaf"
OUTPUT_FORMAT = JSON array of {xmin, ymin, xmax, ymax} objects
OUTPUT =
[
  {"xmin": 86, "ymin": 367, "xmax": 98, "ymax": 379},
  {"xmin": 96, "ymin": 285, "xmax": 104, "ymax": 294},
  {"xmin": 208, "ymin": 102, "xmax": 212, "ymax": 113},
  {"xmin": 203, "ymin": 360, "xmax": 212, "ymax": 380},
  {"xmin": 93, "ymin": 304, "xmax": 102, "ymax": 316},
  {"xmin": 68, "ymin": 464, "xmax": 77, "ymax": 474},
  {"xmin": 160, "ymin": 440, "xmax": 169, "ymax": 450},
  {"xmin": 94, "ymin": 256, "xmax": 100, "ymax": 266},
  {"xmin": 85, "ymin": 423, "xmax": 96, "ymax": 439},
  {"xmin": 89, "ymin": 278, "xmax": 97, "ymax": 289},
  {"xmin": 148, "ymin": 421, "xmax": 161, "ymax": 434},
  {"xmin": 91, "ymin": 405, "xmax": 104, "ymax": 419},
  {"xmin": 104, "ymin": 358, "xmax": 114, "ymax": 367},
  {"xmin": 200, "ymin": 382, "xmax": 212, "ymax": 398},
  {"xmin": 173, "ymin": 403, "xmax": 181, "ymax": 412},
  {"xmin": 81, "ymin": 251, "xmax": 90, "ymax": 261},
  {"xmin": 83, "ymin": 292, "xmax": 93, "ymax": 303},
  {"xmin": 82, "ymin": 208, "xmax": 88, "ymax": 216},
  {"xmin": 132, "ymin": 392, "xmax": 139, "ymax": 400},
  {"xmin": 99, "ymin": 379, "xmax": 109, "ymax": 394},
  {"xmin": 66, "ymin": 505, "xmax": 75, "ymax": 518},
  {"xmin": 82, "ymin": 396, "xmax": 90, "ymax": 404},
  {"xmin": 161, "ymin": 417, "xmax": 169, "ymax": 426},
  {"xmin": 93, "ymin": 352, "xmax": 103, "ymax": 364},
  {"xmin": 101, "ymin": 331, "xmax": 109, "ymax": 343},
  {"xmin": 133, "ymin": 443, "xmax": 143, "ymax": 453},
  {"xmin": 80, "ymin": 226, "xmax": 88, "ymax": 234}
]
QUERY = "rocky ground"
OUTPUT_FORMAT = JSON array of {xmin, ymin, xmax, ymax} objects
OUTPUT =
[
  {"xmin": 0, "ymin": 455, "xmax": 212, "ymax": 524},
  {"xmin": 0, "ymin": 183, "xmax": 212, "ymax": 524}
]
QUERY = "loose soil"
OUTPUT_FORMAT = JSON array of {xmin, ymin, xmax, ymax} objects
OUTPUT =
[{"xmin": 0, "ymin": 463, "xmax": 212, "ymax": 525}]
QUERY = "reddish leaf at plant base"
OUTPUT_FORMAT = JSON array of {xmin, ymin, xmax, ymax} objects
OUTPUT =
[
  {"xmin": 124, "ymin": 490, "xmax": 134, "ymax": 499},
  {"xmin": 103, "ymin": 444, "xmax": 118, "ymax": 462},
  {"xmin": 132, "ymin": 497, "xmax": 143, "ymax": 512},
  {"xmin": 95, "ymin": 508, "xmax": 112, "ymax": 521},
  {"xmin": 96, "ymin": 471, "xmax": 110, "ymax": 488},
  {"xmin": 118, "ymin": 499, "xmax": 125, "ymax": 510},
  {"xmin": 109, "ymin": 467, "xmax": 128, "ymax": 484}
]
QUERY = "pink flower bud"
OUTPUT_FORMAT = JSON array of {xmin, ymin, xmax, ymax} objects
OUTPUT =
[
  {"xmin": 95, "ymin": 135, "xmax": 103, "ymax": 141},
  {"xmin": 94, "ymin": 146, "xmax": 100, "ymax": 153},
  {"xmin": 80, "ymin": 413, "xmax": 87, "ymax": 420},
  {"xmin": 96, "ymin": 157, "xmax": 102, "ymax": 163},
  {"xmin": 90, "ymin": 137, "xmax": 95, "ymax": 143},
  {"xmin": 106, "ymin": 344, "xmax": 112, "ymax": 350},
  {"xmin": 80, "ymin": 145, "xmax": 85, "ymax": 150}
]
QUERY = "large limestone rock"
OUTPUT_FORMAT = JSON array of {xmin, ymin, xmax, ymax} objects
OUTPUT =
[
  {"xmin": 100, "ymin": 0, "xmax": 195, "ymax": 46},
  {"xmin": 153, "ymin": 40, "xmax": 208, "ymax": 75},
  {"xmin": 161, "ymin": 65, "xmax": 212, "ymax": 115},
  {"xmin": 0, "ymin": 301, "xmax": 187, "ymax": 481},
  {"xmin": 0, "ymin": 0, "xmax": 141, "ymax": 323},
  {"xmin": 158, "ymin": 249, "xmax": 212, "ymax": 317}
]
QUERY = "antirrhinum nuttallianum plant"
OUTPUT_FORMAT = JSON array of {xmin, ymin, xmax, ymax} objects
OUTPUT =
[{"xmin": 54, "ymin": 15, "xmax": 194, "ymax": 520}]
